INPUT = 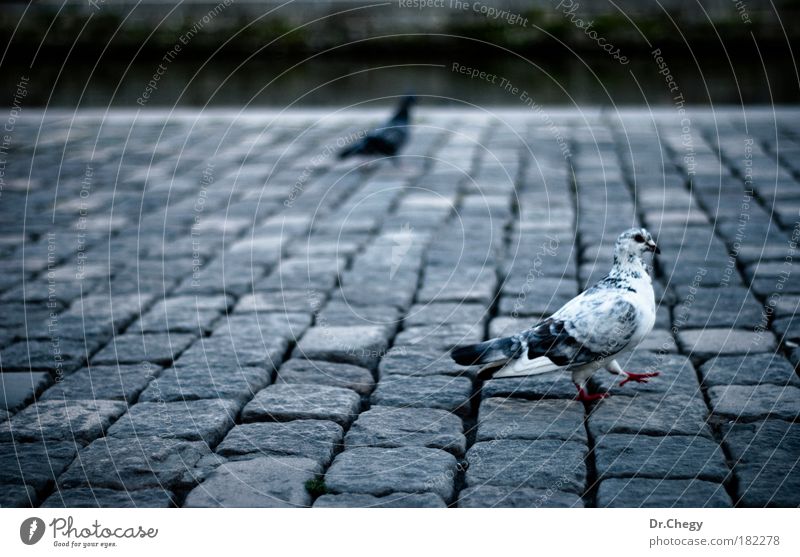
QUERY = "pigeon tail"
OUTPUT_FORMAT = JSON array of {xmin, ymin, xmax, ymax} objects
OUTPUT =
[{"xmin": 451, "ymin": 336, "xmax": 520, "ymax": 366}]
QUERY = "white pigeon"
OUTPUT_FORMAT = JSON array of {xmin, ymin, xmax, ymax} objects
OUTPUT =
[{"xmin": 451, "ymin": 227, "xmax": 660, "ymax": 402}]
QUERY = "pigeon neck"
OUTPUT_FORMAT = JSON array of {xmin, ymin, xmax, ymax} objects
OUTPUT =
[
  {"xmin": 611, "ymin": 252, "xmax": 646, "ymax": 277},
  {"xmin": 393, "ymin": 106, "xmax": 410, "ymax": 122}
]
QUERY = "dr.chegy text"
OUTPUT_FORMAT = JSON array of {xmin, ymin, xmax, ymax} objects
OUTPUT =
[{"xmin": 650, "ymin": 518, "xmax": 703, "ymax": 532}]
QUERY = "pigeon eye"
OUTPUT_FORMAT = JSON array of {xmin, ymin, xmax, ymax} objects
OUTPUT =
[{"xmin": 633, "ymin": 234, "xmax": 645, "ymax": 243}]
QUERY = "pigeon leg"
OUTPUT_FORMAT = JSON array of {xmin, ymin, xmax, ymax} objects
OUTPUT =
[
  {"xmin": 605, "ymin": 359, "xmax": 624, "ymax": 375},
  {"xmin": 575, "ymin": 384, "xmax": 609, "ymax": 402},
  {"xmin": 608, "ymin": 360, "xmax": 660, "ymax": 386},
  {"xmin": 618, "ymin": 371, "xmax": 660, "ymax": 387}
]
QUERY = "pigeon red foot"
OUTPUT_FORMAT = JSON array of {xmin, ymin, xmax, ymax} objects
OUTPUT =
[
  {"xmin": 576, "ymin": 386, "xmax": 609, "ymax": 402},
  {"xmin": 619, "ymin": 371, "xmax": 660, "ymax": 387}
]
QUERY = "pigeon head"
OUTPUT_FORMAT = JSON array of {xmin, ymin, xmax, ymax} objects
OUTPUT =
[{"xmin": 614, "ymin": 227, "xmax": 660, "ymax": 265}]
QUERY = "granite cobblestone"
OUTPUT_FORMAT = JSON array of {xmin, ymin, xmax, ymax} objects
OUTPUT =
[{"xmin": 1, "ymin": 110, "xmax": 798, "ymax": 507}]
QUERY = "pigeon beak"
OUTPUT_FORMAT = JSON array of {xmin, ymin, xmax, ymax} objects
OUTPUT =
[{"xmin": 647, "ymin": 240, "xmax": 660, "ymax": 255}]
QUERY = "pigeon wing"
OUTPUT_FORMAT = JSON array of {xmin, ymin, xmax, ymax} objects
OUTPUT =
[
  {"xmin": 524, "ymin": 295, "xmax": 638, "ymax": 366},
  {"xmin": 366, "ymin": 125, "xmax": 407, "ymax": 155}
]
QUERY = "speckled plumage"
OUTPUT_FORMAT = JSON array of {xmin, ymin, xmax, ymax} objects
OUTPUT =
[{"xmin": 451, "ymin": 228, "xmax": 660, "ymax": 399}]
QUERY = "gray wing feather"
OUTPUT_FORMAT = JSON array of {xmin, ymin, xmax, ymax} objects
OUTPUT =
[{"xmin": 524, "ymin": 294, "xmax": 637, "ymax": 366}]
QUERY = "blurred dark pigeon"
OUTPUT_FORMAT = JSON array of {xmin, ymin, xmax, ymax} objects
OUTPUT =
[{"xmin": 338, "ymin": 95, "xmax": 416, "ymax": 161}]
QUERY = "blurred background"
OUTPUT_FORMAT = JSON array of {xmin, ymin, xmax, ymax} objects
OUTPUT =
[{"xmin": 0, "ymin": 0, "xmax": 797, "ymax": 107}]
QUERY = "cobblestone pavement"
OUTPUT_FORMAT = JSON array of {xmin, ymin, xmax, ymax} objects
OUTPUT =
[{"xmin": 1, "ymin": 108, "xmax": 799, "ymax": 508}]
